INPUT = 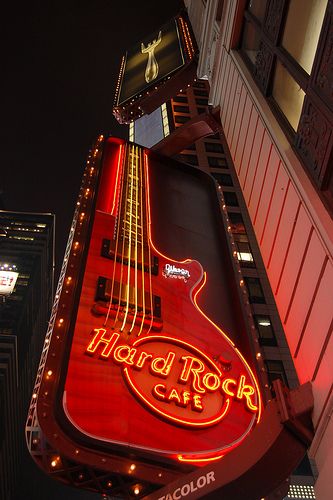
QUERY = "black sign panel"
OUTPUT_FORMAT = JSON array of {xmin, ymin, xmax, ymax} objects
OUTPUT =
[
  {"xmin": 117, "ymin": 18, "xmax": 185, "ymax": 106},
  {"xmin": 113, "ymin": 13, "xmax": 198, "ymax": 124}
]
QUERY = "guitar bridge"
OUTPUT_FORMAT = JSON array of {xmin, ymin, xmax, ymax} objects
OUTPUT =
[
  {"xmin": 92, "ymin": 276, "xmax": 162, "ymax": 331},
  {"xmin": 101, "ymin": 239, "xmax": 159, "ymax": 275}
]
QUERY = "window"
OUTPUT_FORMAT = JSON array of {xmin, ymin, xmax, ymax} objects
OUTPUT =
[
  {"xmin": 196, "ymin": 98, "xmax": 209, "ymax": 106},
  {"xmin": 173, "ymin": 95, "xmax": 188, "ymax": 103},
  {"xmin": 211, "ymin": 173, "xmax": 233, "ymax": 186},
  {"xmin": 194, "ymin": 89, "xmax": 209, "ymax": 97},
  {"xmin": 193, "ymin": 81, "xmax": 207, "ymax": 88},
  {"xmin": 235, "ymin": 240, "xmax": 255, "ymax": 266},
  {"xmin": 265, "ymin": 360, "xmax": 288, "ymax": 387},
  {"xmin": 178, "ymin": 154, "xmax": 199, "ymax": 166},
  {"xmin": 244, "ymin": 277, "xmax": 265, "ymax": 303},
  {"xmin": 205, "ymin": 142, "xmax": 224, "ymax": 153},
  {"xmin": 228, "ymin": 212, "xmax": 246, "ymax": 233},
  {"xmin": 208, "ymin": 156, "xmax": 227, "ymax": 168},
  {"xmin": 173, "ymin": 105, "xmax": 190, "ymax": 113},
  {"xmin": 223, "ymin": 191, "xmax": 239, "ymax": 207},
  {"xmin": 197, "ymin": 107, "xmax": 208, "ymax": 114},
  {"xmin": 239, "ymin": 1, "xmax": 333, "ymax": 202},
  {"xmin": 184, "ymin": 143, "xmax": 196, "ymax": 151},
  {"xmin": 175, "ymin": 115, "xmax": 190, "ymax": 125},
  {"xmin": 254, "ymin": 315, "xmax": 277, "ymax": 346}
]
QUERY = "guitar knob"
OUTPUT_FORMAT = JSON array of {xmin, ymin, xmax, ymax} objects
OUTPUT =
[{"xmin": 216, "ymin": 352, "xmax": 232, "ymax": 372}]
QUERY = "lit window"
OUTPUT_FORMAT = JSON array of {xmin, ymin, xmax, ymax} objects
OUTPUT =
[
  {"xmin": 239, "ymin": 0, "xmax": 333, "ymax": 205},
  {"xmin": 254, "ymin": 315, "xmax": 277, "ymax": 346},
  {"xmin": 272, "ymin": 61, "xmax": 305, "ymax": 131},
  {"xmin": 129, "ymin": 122, "xmax": 134, "ymax": 142},
  {"xmin": 282, "ymin": 0, "xmax": 326, "ymax": 74},
  {"xmin": 235, "ymin": 241, "xmax": 254, "ymax": 266}
]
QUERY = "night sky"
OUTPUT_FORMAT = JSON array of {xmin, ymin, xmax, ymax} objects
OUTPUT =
[
  {"xmin": 2, "ymin": 0, "xmax": 184, "ymax": 281},
  {"xmin": 2, "ymin": 2, "xmax": 184, "ymax": 499}
]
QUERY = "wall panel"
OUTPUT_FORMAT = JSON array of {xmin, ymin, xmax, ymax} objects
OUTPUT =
[
  {"xmin": 295, "ymin": 261, "xmax": 333, "ymax": 379},
  {"xmin": 283, "ymin": 235, "xmax": 327, "ymax": 355},
  {"xmin": 226, "ymin": 73, "xmax": 242, "ymax": 144},
  {"xmin": 260, "ymin": 166, "xmax": 289, "ymax": 262},
  {"xmin": 230, "ymin": 83, "xmax": 246, "ymax": 158},
  {"xmin": 252, "ymin": 148, "xmax": 280, "ymax": 242},
  {"xmin": 243, "ymin": 120, "xmax": 265, "ymax": 204},
  {"xmin": 234, "ymin": 94, "xmax": 253, "ymax": 174},
  {"xmin": 273, "ymin": 205, "xmax": 312, "ymax": 319},
  {"xmin": 238, "ymin": 110, "xmax": 259, "ymax": 188},
  {"xmin": 248, "ymin": 132, "xmax": 272, "ymax": 219}
]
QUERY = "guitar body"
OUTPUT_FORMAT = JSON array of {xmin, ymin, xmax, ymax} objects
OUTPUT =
[{"xmin": 61, "ymin": 137, "xmax": 261, "ymax": 464}]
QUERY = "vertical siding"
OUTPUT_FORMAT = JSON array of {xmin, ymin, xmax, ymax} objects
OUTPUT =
[
  {"xmin": 230, "ymin": 83, "xmax": 246, "ymax": 155},
  {"xmin": 247, "ymin": 131, "xmax": 272, "ymax": 216},
  {"xmin": 217, "ymin": 49, "xmax": 333, "ymax": 468},
  {"xmin": 238, "ymin": 110, "xmax": 258, "ymax": 186},
  {"xmin": 283, "ymin": 237, "xmax": 327, "ymax": 357},
  {"xmin": 234, "ymin": 95, "xmax": 252, "ymax": 173},
  {"xmin": 243, "ymin": 120, "xmax": 265, "ymax": 204}
]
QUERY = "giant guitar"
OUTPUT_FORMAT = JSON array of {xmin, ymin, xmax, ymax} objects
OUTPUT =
[
  {"xmin": 31, "ymin": 136, "xmax": 261, "ymax": 486},
  {"xmin": 60, "ymin": 136, "xmax": 261, "ymax": 464}
]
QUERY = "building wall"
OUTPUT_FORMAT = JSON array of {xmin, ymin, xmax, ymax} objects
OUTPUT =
[
  {"xmin": 184, "ymin": 1, "xmax": 333, "ymax": 498},
  {"xmin": 0, "ymin": 211, "xmax": 55, "ymax": 500}
]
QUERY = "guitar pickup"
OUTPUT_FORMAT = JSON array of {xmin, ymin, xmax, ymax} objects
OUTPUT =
[
  {"xmin": 101, "ymin": 238, "xmax": 159, "ymax": 276},
  {"xmin": 92, "ymin": 276, "xmax": 162, "ymax": 331}
]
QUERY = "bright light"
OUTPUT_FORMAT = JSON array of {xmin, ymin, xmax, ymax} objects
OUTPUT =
[{"xmin": 258, "ymin": 320, "xmax": 271, "ymax": 327}]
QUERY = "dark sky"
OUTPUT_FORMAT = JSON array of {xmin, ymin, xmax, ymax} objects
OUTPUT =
[
  {"xmin": 2, "ymin": 2, "xmax": 183, "ymax": 498},
  {"xmin": 2, "ymin": 0, "xmax": 184, "ymax": 280}
]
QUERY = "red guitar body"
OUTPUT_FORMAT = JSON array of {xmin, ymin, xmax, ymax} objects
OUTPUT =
[{"xmin": 62, "ymin": 137, "xmax": 261, "ymax": 465}]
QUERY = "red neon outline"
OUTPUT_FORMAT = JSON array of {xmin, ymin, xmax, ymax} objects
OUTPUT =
[
  {"xmin": 123, "ymin": 365, "xmax": 231, "ymax": 428},
  {"xmin": 123, "ymin": 334, "xmax": 230, "ymax": 428},
  {"xmin": 221, "ymin": 378, "xmax": 237, "ymax": 397},
  {"xmin": 131, "ymin": 334, "xmax": 223, "ymax": 376},
  {"xmin": 85, "ymin": 332, "xmax": 259, "ymax": 413},
  {"xmin": 144, "ymin": 153, "xmax": 191, "ymax": 265},
  {"xmin": 111, "ymin": 144, "xmax": 124, "ymax": 216},
  {"xmin": 177, "ymin": 454, "xmax": 224, "ymax": 463},
  {"xmin": 77, "ymin": 144, "xmax": 262, "ymax": 460},
  {"xmin": 144, "ymin": 152, "xmax": 262, "ymax": 423}
]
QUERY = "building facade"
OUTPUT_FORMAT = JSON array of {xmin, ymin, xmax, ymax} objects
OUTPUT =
[
  {"xmin": 183, "ymin": 0, "xmax": 333, "ymax": 498},
  {"xmin": 0, "ymin": 211, "xmax": 54, "ymax": 499}
]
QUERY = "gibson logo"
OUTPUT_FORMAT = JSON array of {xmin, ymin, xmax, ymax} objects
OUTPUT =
[
  {"xmin": 85, "ymin": 330, "xmax": 259, "ymax": 428},
  {"xmin": 163, "ymin": 263, "xmax": 190, "ymax": 282}
]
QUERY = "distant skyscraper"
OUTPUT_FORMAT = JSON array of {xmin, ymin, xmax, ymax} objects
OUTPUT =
[{"xmin": 0, "ymin": 211, "xmax": 54, "ymax": 499}]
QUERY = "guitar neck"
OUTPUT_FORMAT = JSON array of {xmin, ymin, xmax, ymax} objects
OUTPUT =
[{"xmin": 119, "ymin": 144, "xmax": 148, "ymax": 252}]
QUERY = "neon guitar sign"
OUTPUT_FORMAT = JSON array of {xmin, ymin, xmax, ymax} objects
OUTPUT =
[
  {"xmin": 63, "ymin": 138, "xmax": 261, "ymax": 463},
  {"xmin": 86, "ymin": 331, "xmax": 258, "ymax": 428}
]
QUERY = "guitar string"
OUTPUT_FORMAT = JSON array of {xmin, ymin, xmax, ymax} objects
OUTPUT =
[
  {"xmin": 120, "ymin": 143, "xmax": 136, "ymax": 331},
  {"xmin": 114, "ymin": 144, "xmax": 130, "ymax": 327},
  {"xmin": 129, "ymin": 144, "xmax": 139, "ymax": 332},
  {"xmin": 144, "ymin": 151, "xmax": 154, "ymax": 335},
  {"xmin": 137, "ymin": 147, "xmax": 146, "ymax": 336},
  {"xmin": 104, "ymin": 142, "xmax": 127, "ymax": 327}
]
